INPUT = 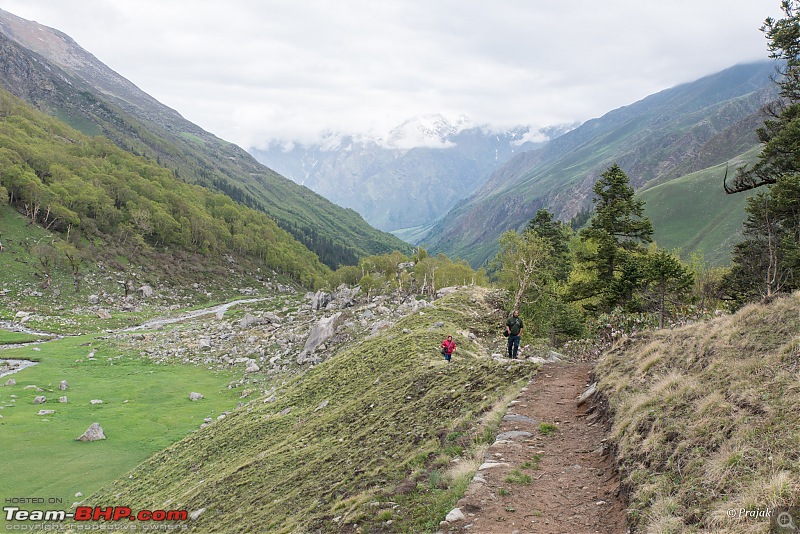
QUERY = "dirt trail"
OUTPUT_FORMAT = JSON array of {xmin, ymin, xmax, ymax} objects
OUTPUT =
[{"xmin": 442, "ymin": 362, "xmax": 628, "ymax": 533}]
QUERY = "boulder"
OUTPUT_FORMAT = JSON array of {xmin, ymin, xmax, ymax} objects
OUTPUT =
[
  {"xmin": 59, "ymin": 380, "xmax": 69, "ymax": 391},
  {"xmin": 302, "ymin": 313, "xmax": 342, "ymax": 355},
  {"xmin": 33, "ymin": 396, "xmax": 46, "ymax": 404},
  {"xmin": 310, "ymin": 290, "xmax": 331, "ymax": 311},
  {"xmin": 445, "ymin": 508, "xmax": 466, "ymax": 522},
  {"xmin": 76, "ymin": 422, "xmax": 106, "ymax": 442},
  {"xmin": 138, "ymin": 285, "xmax": 154, "ymax": 299},
  {"xmin": 189, "ymin": 392, "xmax": 204, "ymax": 401},
  {"xmin": 240, "ymin": 313, "xmax": 258, "ymax": 328},
  {"xmin": 577, "ymin": 382, "xmax": 598, "ymax": 407}
]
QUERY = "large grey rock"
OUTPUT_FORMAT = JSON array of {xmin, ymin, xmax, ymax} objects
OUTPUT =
[
  {"xmin": 577, "ymin": 382, "xmax": 597, "ymax": 407},
  {"xmin": 189, "ymin": 392, "xmax": 204, "ymax": 401},
  {"xmin": 445, "ymin": 508, "xmax": 466, "ymax": 522},
  {"xmin": 302, "ymin": 313, "xmax": 341, "ymax": 355},
  {"xmin": 76, "ymin": 422, "xmax": 106, "ymax": 442},
  {"xmin": 240, "ymin": 313, "xmax": 258, "ymax": 328},
  {"xmin": 33, "ymin": 396, "xmax": 46, "ymax": 404},
  {"xmin": 310, "ymin": 290, "xmax": 331, "ymax": 311},
  {"xmin": 138, "ymin": 285, "xmax": 154, "ymax": 298}
]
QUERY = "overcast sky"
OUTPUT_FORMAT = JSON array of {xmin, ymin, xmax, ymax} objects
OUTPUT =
[{"xmin": 0, "ymin": 1, "xmax": 784, "ymax": 150}]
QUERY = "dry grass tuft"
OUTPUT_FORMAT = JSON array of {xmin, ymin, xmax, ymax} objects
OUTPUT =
[{"xmin": 596, "ymin": 294, "xmax": 800, "ymax": 533}]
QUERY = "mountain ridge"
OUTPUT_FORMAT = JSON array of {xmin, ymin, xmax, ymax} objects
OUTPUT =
[
  {"xmin": 420, "ymin": 61, "xmax": 778, "ymax": 266},
  {"xmin": 0, "ymin": 7, "xmax": 409, "ymax": 269},
  {"xmin": 251, "ymin": 117, "xmax": 575, "ymax": 232}
]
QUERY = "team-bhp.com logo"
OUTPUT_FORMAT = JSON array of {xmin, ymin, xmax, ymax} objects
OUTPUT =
[{"xmin": 4, "ymin": 505, "xmax": 188, "ymax": 522}]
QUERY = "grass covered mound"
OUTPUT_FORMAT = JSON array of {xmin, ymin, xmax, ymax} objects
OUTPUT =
[
  {"xmin": 595, "ymin": 294, "xmax": 800, "ymax": 532},
  {"xmin": 82, "ymin": 287, "xmax": 537, "ymax": 532}
]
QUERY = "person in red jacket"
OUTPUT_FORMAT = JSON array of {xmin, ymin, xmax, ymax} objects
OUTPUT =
[{"xmin": 441, "ymin": 335, "xmax": 456, "ymax": 363}]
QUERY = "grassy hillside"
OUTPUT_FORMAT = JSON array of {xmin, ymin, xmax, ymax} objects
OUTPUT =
[
  {"xmin": 76, "ymin": 288, "xmax": 537, "ymax": 533},
  {"xmin": 640, "ymin": 148, "xmax": 761, "ymax": 266},
  {"xmin": 0, "ymin": 89, "xmax": 330, "ymax": 290},
  {"xmin": 595, "ymin": 294, "xmax": 800, "ymax": 532}
]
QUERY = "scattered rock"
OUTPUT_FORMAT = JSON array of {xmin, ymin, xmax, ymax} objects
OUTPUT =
[
  {"xmin": 37, "ymin": 409, "xmax": 55, "ymax": 416},
  {"xmin": 59, "ymin": 396, "xmax": 68, "ymax": 403},
  {"xmin": 301, "ymin": 313, "xmax": 342, "ymax": 356},
  {"xmin": 445, "ymin": 508, "xmax": 466, "ymax": 522},
  {"xmin": 189, "ymin": 392, "xmax": 204, "ymax": 401},
  {"xmin": 240, "ymin": 313, "xmax": 258, "ymax": 328},
  {"xmin": 577, "ymin": 382, "xmax": 598, "ymax": 407},
  {"xmin": 33, "ymin": 396, "xmax": 46, "ymax": 404},
  {"xmin": 478, "ymin": 461, "xmax": 510, "ymax": 470},
  {"xmin": 59, "ymin": 380, "xmax": 69, "ymax": 391},
  {"xmin": 76, "ymin": 422, "xmax": 106, "ymax": 442},
  {"xmin": 138, "ymin": 285, "xmax": 154, "ymax": 299},
  {"xmin": 4, "ymin": 378, "xmax": 16, "ymax": 386},
  {"xmin": 90, "ymin": 399, "xmax": 103, "ymax": 405}
]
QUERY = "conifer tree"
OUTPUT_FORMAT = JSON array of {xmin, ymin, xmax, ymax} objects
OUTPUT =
[{"xmin": 576, "ymin": 164, "xmax": 653, "ymax": 310}]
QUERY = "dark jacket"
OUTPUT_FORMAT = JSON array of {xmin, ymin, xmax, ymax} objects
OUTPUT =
[{"xmin": 506, "ymin": 316, "xmax": 523, "ymax": 336}]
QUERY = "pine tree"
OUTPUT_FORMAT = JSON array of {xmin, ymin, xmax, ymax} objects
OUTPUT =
[{"xmin": 576, "ymin": 164, "xmax": 653, "ymax": 310}]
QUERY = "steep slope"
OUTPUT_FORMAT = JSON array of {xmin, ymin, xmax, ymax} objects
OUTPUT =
[
  {"xmin": 641, "ymin": 147, "xmax": 761, "ymax": 266},
  {"xmin": 595, "ymin": 294, "xmax": 800, "ymax": 532},
  {"xmin": 251, "ymin": 120, "xmax": 572, "ymax": 232},
  {"xmin": 77, "ymin": 288, "xmax": 538, "ymax": 533},
  {"xmin": 423, "ymin": 62, "xmax": 777, "ymax": 267},
  {"xmin": 0, "ymin": 8, "xmax": 409, "ymax": 268}
]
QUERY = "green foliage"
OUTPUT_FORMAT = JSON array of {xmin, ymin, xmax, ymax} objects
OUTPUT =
[
  {"xmin": 0, "ymin": 90, "xmax": 329, "ymax": 287},
  {"xmin": 641, "ymin": 249, "xmax": 695, "ymax": 328},
  {"xmin": 726, "ymin": 186, "xmax": 798, "ymax": 305},
  {"xmin": 504, "ymin": 469, "xmax": 532, "ymax": 484},
  {"xmin": 577, "ymin": 164, "xmax": 654, "ymax": 310},
  {"xmin": 538, "ymin": 422, "xmax": 558, "ymax": 435},
  {"xmin": 725, "ymin": 3, "xmax": 800, "ymax": 306}
]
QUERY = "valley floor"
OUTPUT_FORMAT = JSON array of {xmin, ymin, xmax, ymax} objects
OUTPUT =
[{"xmin": 442, "ymin": 362, "xmax": 627, "ymax": 533}]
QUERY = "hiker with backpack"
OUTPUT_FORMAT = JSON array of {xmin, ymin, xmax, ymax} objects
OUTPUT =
[
  {"xmin": 505, "ymin": 310, "xmax": 523, "ymax": 359},
  {"xmin": 441, "ymin": 335, "xmax": 456, "ymax": 363}
]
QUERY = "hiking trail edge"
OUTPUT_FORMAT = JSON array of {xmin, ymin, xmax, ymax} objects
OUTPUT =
[{"xmin": 441, "ymin": 362, "xmax": 628, "ymax": 533}]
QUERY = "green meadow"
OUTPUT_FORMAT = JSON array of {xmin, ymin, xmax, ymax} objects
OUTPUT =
[{"xmin": 0, "ymin": 331, "xmax": 241, "ymax": 527}]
